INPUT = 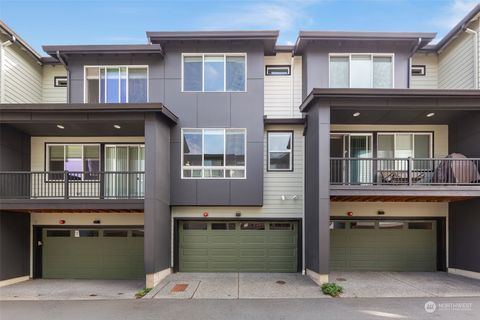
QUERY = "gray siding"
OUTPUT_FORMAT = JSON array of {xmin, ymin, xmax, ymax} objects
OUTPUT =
[
  {"xmin": 301, "ymin": 41, "xmax": 411, "ymax": 98},
  {"xmin": 0, "ymin": 211, "xmax": 30, "ymax": 281},
  {"xmin": 0, "ymin": 36, "xmax": 42, "ymax": 103},
  {"xmin": 0, "ymin": 124, "xmax": 30, "ymax": 171}
]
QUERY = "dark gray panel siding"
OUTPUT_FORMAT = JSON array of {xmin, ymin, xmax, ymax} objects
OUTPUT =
[
  {"xmin": 0, "ymin": 211, "xmax": 30, "ymax": 280},
  {"xmin": 301, "ymin": 42, "xmax": 411, "ymax": 99},
  {"xmin": 448, "ymin": 111, "xmax": 480, "ymax": 273},
  {"xmin": 164, "ymin": 41, "xmax": 265, "ymax": 206},
  {"xmin": 0, "ymin": 124, "xmax": 30, "ymax": 171},
  {"xmin": 449, "ymin": 199, "xmax": 480, "ymax": 273}
]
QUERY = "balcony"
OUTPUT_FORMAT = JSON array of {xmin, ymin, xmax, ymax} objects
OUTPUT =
[
  {"xmin": 0, "ymin": 171, "xmax": 145, "ymax": 212},
  {"xmin": 330, "ymin": 157, "xmax": 480, "ymax": 201}
]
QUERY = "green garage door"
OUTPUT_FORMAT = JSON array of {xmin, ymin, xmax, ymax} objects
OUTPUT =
[
  {"xmin": 330, "ymin": 220, "xmax": 437, "ymax": 271},
  {"xmin": 179, "ymin": 221, "xmax": 298, "ymax": 272},
  {"xmin": 42, "ymin": 228, "xmax": 144, "ymax": 279}
]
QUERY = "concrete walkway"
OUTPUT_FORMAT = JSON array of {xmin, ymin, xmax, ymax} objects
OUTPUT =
[
  {"xmin": 149, "ymin": 272, "xmax": 480, "ymax": 299},
  {"xmin": 0, "ymin": 279, "xmax": 144, "ymax": 301}
]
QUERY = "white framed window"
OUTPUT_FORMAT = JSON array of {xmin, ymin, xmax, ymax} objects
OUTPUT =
[
  {"xmin": 329, "ymin": 53, "xmax": 394, "ymax": 88},
  {"xmin": 54, "ymin": 76, "xmax": 67, "ymax": 87},
  {"xmin": 84, "ymin": 66, "xmax": 148, "ymax": 103},
  {"xmin": 46, "ymin": 144, "xmax": 100, "ymax": 181},
  {"xmin": 265, "ymin": 65, "xmax": 291, "ymax": 76},
  {"xmin": 411, "ymin": 65, "xmax": 426, "ymax": 76},
  {"xmin": 181, "ymin": 128, "xmax": 247, "ymax": 179},
  {"xmin": 182, "ymin": 54, "xmax": 247, "ymax": 92},
  {"xmin": 267, "ymin": 131, "xmax": 293, "ymax": 171}
]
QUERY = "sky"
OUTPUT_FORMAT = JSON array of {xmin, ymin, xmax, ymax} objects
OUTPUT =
[{"xmin": 0, "ymin": 0, "xmax": 478, "ymax": 55}]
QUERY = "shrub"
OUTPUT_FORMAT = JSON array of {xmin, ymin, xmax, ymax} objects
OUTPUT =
[
  {"xmin": 321, "ymin": 282, "xmax": 343, "ymax": 297},
  {"xmin": 135, "ymin": 288, "xmax": 152, "ymax": 299}
]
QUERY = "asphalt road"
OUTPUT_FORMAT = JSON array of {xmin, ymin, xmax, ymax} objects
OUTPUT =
[{"xmin": 1, "ymin": 297, "xmax": 479, "ymax": 320}]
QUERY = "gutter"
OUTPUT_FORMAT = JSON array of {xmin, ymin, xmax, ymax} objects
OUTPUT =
[
  {"xmin": 464, "ymin": 26, "xmax": 479, "ymax": 89},
  {"xmin": 56, "ymin": 50, "xmax": 70, "ymax": 102},
  {"xmin": 408, "ymin": 37, "xmax": 423, "ymax": 88}
]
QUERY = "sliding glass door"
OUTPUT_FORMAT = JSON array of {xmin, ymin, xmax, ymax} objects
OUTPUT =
[
  {"xmin": 330, "ymin": 134, "xmax": 372, "ymax": 184},
  {"xmin": 105, "ymin": 145, "xmax": 145, "ymax": 198}
]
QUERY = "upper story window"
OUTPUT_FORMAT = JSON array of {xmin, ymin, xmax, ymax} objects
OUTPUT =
[
  {"xmin": 377, "ymin": 133, "xmax": 432, "ymax": 159},
  {"xmin": 267, "ymin": 132, "xmax": 293, "ymax": 171},
  {"xmin": 182, "ymin": 54, "xmax": 246, "ymax": 92},
  {"xmin": 47, "ymin": 144, "xmax": 100, "ymax": 180},
  {"xmin": 411, "ymin": 65, "xmax": 426, "ymax": 76},
  {"xmin": 84, "ymin": 66, "xmax": 148, "ymax": 103},
  {"xmin": 265, "ymin": 65, "xmax": 291, "ymax": 76},
  {"xmin": 182, "ymin": 128, "xmax": 246, "ymax": 179},
  {"xmin": 329, "ymin": 54, "xmax": 394, "ymax": 88},
  {"xmin": 54, "ymin": 76, "xmax": 68, "ymax": 87}
]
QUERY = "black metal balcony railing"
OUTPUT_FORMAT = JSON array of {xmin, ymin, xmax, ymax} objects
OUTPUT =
[
  {"xmin": 330, "ymin": 158, "xmax": 480, "ymax": 186},
  {"xmin": 0, "ymin": 171, "xmax": 145, "ymax": 199}
]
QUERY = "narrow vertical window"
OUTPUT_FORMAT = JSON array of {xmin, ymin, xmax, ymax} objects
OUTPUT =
[
  {"xmin": 329, "ymin": 56, "xmax": 349, "ymax": 88},
  {"xmin": 373, "ymin": 56, "xmax": 393, "ymax": 88},
  {"xmin": 183, "ymin": 56, "xmax": 203, "ymax": 91},
  {"xmin": 204, "ymin": 55, "xmax": 225, "ymax": 92},
  {"xmin": 226, "ymin": 56, "xmax": 246, "ymax": 91},
  {"xmin": 268, "ymin": 132, "xmax": 293, "ymax": 171}
]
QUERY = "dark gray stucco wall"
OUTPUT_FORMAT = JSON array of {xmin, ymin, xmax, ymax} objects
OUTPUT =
[
  {"xmin": 301, "ymin": 41, "xmax": 411, "ymax": 99},
  {"xmin": 0, "ymin": 211, "xmax": 30, "ymax": 280},
  {"xmin": 144, "ymin": 113, "xmax": 171, "ymax": 275},
  {"xmin": 163, "ymin": 41, "xmax": 264, "ymax": 206},
  {"xmin": 448, "ymin": 111, "xmax": 480, "ymax": 273},
  {"xmin": 66, "ymin": 41, "xmax": 264, "ymax": 206},
  {"xmin": 0, "ymin": 124, "xmax": 30, "ymax": 171},
  {"xmin": 304, "ymin": 103, "xmax": 331, "ymax": 275}
]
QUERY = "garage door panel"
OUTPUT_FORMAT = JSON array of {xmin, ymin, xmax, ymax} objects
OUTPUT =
[
  {"xmin": 179, "ymin": 221, "xmax": 298, "ymax": 272},
  {"xmin": 330, "ymin": 219, "xmax": 437, "ymax": 272}
]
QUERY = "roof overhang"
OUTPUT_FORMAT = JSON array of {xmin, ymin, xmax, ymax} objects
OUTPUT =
[
  {"xmin": 300, "ymin": 89, "xmax": 480, "ymax": 112},
  {"xmin": 421, "ymin": 4, "xmax": 480, "ymax": 52},
  {"xmin": 147, "ymin": 30, "xmax": 279, "ymax": 54},
  {"xmin": 0, "ymin": 20, "xmax": 43, "ymax": 63},
  {"xmin": 42, "ymin": 44, "xmax": 164, "ymax": 58},
  {"xmin": 295, "ymin": 31, "xmax": 436, "ymax": 54}
]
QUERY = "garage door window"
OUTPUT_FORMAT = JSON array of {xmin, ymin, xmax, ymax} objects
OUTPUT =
[
  {"xmin": 408, "ymin": 222, "xmax": 433, "ymax": 230},
  {"xmin": 270, "ymin": 223, "xmax": 294, "ymax": 230},
  {"xmin": 132, "ymin": 230, "xmax": 144, "ymax": 237},
  {"xmin": 183, "ymin": 222, "xmax": 208, "ymax": 230},
  {"xmin": 211, "ymin": 223, "xmax": 236, "ymax": 230},
  {"xmin": 378, "ymin": 222, "xmax": 404, "ymax": 229},
  {"xmin": 46, "ymin": 230, "xmax": 71, "ymax": 237},
  {"xmin": 103, "ymin": 230, "xmax": 128, "ymax": 237},
  {"xmin": 350, "ymin": 221, "xmax": 375, "ymax": 229},
  {"xmin": 329, "ymin": 221, "xmax": 346, "ymax": 229},
  {"xmin": 241, "ymin": 222, "xmax": 265, "ymax": 230},
  {"xmin": 78, "ymin": 230, "xmax": 99, "ymax": 237}
]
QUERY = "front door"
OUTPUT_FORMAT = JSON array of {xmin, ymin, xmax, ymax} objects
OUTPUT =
[{"xmin": 330, "ymin": 134, "xmax": 372, "ymax": 184}]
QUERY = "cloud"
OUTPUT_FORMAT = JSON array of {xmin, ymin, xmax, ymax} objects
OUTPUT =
[
  {"xmin": 197, "ymin": 0, "xmax": 320, "ymax": 32},
  {"xmin": 431, "ymin": 0, "xmax": 478, "ymax": 31}
]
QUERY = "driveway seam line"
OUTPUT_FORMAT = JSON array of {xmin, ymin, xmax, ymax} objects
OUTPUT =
[
  {"xmin": 191, "ymin": 280, "xmax": 201, "ymax": 299},
  {"xmin": 384, "ymin": 273, "xmax": 438, "ymax": 297}
]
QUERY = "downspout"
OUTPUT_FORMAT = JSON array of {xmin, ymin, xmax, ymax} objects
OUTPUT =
[
  {"xmin": 408, "ymin": 37, "xmax": 422, "ymax": 88},
  {"xmin": 0, "ymin": 35, "xmax": 15, "ymax": 103},
  {"xmin": 464, "ymin": 27, "xmax": 479, "ymax": 89},
  {"xmin": 56, "ymin": 50, "xmax": 70, "ymax": 102}
]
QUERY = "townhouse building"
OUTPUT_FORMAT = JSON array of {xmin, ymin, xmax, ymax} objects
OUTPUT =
[{"xmin": 1, "ymin": 5, "xmax": 479, "ymax": 288}]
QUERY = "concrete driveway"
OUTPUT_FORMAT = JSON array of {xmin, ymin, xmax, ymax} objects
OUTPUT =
[
  {"xmin": 148, "ymin": 272, "xmax": 480, "ymax": 299},
  {"xmin": 331, "ymin": 272, "xmax": 480, "ymax": 298},
  {"xmin": 0, "ymin": 279, "xmax": 144, "ymax": 301}
]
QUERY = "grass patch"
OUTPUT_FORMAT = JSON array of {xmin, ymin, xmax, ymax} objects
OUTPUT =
[
  {"xmin": 321, "ymin": 282, "xmax": 343, "ymax": 297},
  {"xmin": 135, "ymin": 288, "xmax": 152, "ymax": 299}
]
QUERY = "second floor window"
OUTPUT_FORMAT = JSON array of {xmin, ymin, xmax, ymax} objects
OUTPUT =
[
  {"xmin": 183, "ymin": 54, "xmax": 246, "ymax": 92},
  {"xmin": 268, "ymin": 132, "xmax": 293, "ymax": 171},
  {"xmin": 329, "ymin": 54, "xmax": 394, "ymax": 88},
  {"xmin": 85, "ymin": 66, "xmax": 148, "ymax": 103},
  {"xmin": 47, "ymin": 144, "xmax": 100, "ymax": 180},
  {"xmin": 182, "ymin": 128, "xmax": 246, "ymax": 179}
]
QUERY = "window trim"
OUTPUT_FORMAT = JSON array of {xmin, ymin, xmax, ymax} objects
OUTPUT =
[
  {"xmin": 265, "ymin": 65, "xmax": 291, "ymax": 76},
  {"xmin": 181, "ymin": 53, "xmax": 247, "ymax": 92},
  {"xmin": 83, "ymin": 65, "xmax": 149, "ymax": 103},
  {"xmin": 54, "ymin": 76, "xmax": 67, "ymax": 87},
  {"xmin": 376, "ymin": 132, "xmax": 433, "ymax": 159},
  {"xmin": 328, "ymin": 53, "xmax": 395, "ymax": 88},
  {"xmin": 411, "ymin": 65, "xmax": 426, "ymax": 76},
  {"xmin": 45, "ymin": 143, "xmax": 101, "ymax": 181},
  {"xmin": 267, "ymin": 131, "xmax": 294, "ymax": 172},
  {"xmin": 181, "ymin": 128, "xmax": 247, "ymax": 179}
]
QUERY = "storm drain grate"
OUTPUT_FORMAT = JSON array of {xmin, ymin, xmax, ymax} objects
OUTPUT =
[
  {"xmin": 171, "ymin": 283, "xmax": 189, "ymax": 292},
  {"xmin": 336, "ymin": 278, "xmax": 347, "ymax": 282},
  {"xmin": 276, "ymin": 280, "xmax": 286, "ymax": 285}
]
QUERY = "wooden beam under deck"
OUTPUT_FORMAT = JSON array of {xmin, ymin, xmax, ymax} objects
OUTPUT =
[{"xmin": 330, "ymin": 195, "xmax": 474, "ymax": 202}]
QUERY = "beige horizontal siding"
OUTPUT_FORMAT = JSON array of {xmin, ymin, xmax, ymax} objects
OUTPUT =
[
  {"xmin": 438, "ymin": 24, "xmax": 476, "ymax": 89},
  {"xmin": 264, "ymin": 53, "xmax": 303, "ymax": 119},
  {"xmin": 42, "ymin": 65, "xmax": 67, "ymax": 103},
  {"xmin": 330, "ymin": 124, "xmax": 449, "ymax": 158},
  {"xmin": 2, "ymin": 43, "xmax": 42, "ymax": 103},
  {"xmin": 411, "ymin": 53, "xmax": 438, "ymax": 89},
  {"xmin": 331, "ymin": 202, "xmax": 448, "ymax": 217},
  {"xmin": 173, "ymin": 124, "xmax": 304, "ymax": 218}
]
